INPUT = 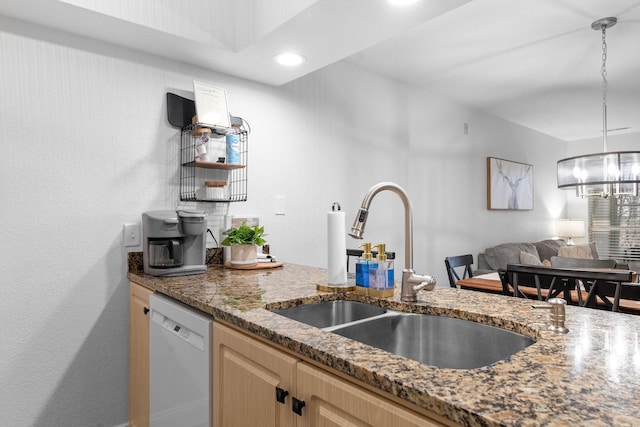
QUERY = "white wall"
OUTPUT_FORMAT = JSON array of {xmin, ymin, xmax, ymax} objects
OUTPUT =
[{"xmin": 0, "ymin": 16, "xmax": 568, "ymax": 427}]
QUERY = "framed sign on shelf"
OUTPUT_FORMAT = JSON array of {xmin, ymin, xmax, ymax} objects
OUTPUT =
[
  {"xmin": 193, "ymin": 81, "xmax": 231, "ymax": 129},
  {"xmin": 487, "ymin": 157, "xmax": 533, "ymax": 210}
]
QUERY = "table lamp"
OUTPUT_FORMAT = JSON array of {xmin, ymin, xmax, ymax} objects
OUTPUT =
[{"xmin": 556, "ymin": 219, "xmax": 585, "ymax": 246}]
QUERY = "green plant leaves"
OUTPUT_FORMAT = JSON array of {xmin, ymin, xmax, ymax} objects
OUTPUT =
[{"xmin": 221, "ymin": 221, "xmax": 267, "ymax": 246}]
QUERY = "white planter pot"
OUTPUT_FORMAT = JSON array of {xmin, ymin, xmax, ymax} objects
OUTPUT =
[{"xmin": 230, "ymin": 244, "xmax": 258, "ymax": 266}]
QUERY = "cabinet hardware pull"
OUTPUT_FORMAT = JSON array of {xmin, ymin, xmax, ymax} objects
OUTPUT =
[
  {"xmin": 275, "ymin": 387, "xmax": 289, "ymax": 404},
  {"xmin": 292, "ymin": 397, "xmax": 306, "ymax": 416},
  {"xmin": 143, "ymin": 307, "xmax": 150, "ymax": 315}
]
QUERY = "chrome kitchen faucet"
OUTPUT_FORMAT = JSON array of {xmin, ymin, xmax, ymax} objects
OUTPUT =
[{"xmin": 349, "ymin": 182, "xmax": 436, "ymax": 302}]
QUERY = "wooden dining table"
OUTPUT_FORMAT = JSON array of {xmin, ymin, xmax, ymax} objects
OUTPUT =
[{"xmin": 456, "ymin": 272, "xmax": 506, "ymax": 294}]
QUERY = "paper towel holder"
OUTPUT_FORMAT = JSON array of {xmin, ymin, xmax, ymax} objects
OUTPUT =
[{"xmin": 320, "ymin": 201, "xmax": 356, "ymax": 293}]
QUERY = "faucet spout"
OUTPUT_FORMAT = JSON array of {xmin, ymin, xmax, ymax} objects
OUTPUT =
[
  {"xmin": 349, "ymin": 182, "xmax": 413, "ymax": 270},
  {"xmin": 349, "ymin": 182, "xmax": 436, "ymax": 302}
]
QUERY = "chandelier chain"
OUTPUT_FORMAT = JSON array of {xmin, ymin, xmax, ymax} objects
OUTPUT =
[{"xmin": 601, "ymin": 26, "xmax": 608, "ymax": 111}]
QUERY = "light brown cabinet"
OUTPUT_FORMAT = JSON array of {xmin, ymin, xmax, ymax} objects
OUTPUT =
[
  {"xmin": 213, "ymin": 322, "xmax": 449, "ymax": 427},
  {"xmin": 129, "ymin": 281, "xmax": 153, "ymax": 427},
  {"xmin": 296, "ymin": 363, "xmax": 440, "ymax": 426},
  {"xmin": 213, "ymin": 321, "xmax": 298, "ymax": 426}
]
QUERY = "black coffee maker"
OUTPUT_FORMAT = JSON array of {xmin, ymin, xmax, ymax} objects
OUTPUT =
[{"xmin": 142, "ymin": 210, "xmax": 207, "ymax": 276}]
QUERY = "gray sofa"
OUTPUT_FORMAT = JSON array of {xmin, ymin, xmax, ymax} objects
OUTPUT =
[{"xmin": 476, "ymin": 239, "xmax": 575, "ymax": 275}]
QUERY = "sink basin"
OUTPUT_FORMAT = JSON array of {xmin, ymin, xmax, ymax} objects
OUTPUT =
[
  {"xmin": 274, "ymin": 300, "xmax": 387, "ymax": 329},
  {"xmin": 331, "ymin": 313, "xmax": 535, "ymax": 369}
]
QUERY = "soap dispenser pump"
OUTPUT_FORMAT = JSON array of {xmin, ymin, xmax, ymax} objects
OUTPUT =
[
  {"xmin": 368, "ymin": 243, "xmax": 395, "ymax": 298},
  {"xmin": 355, "ymin": 242, "xmax": 377, "ymax": 294}
]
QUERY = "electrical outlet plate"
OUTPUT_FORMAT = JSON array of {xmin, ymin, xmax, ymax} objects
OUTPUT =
[{"xmin": 123, "ymin": 223, "xmax": 141, "ymax": 247}]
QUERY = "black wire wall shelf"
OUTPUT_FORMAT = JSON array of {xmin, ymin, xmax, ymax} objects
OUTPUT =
[
  {"xmin": 167, "ymin": 92, "xmax": 249, "ymax": 203},
  {"xmin": 179, "ymin": 123, "xmax": 248, "ymax": 203}
]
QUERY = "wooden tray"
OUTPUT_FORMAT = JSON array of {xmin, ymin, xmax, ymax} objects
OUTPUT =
[{"xmin": 224, "ymin": 261, "xmax": 284, "ymax": 270}]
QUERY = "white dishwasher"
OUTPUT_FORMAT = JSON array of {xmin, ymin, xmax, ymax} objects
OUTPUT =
[{"xmin": 149, "ymin": 293, "xmax": 213, "ymax": 427}]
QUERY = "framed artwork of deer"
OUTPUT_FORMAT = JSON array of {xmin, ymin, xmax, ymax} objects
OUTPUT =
[{"xmin": 487, "ymin": 157, "xmax": 533, "ymax": 210}]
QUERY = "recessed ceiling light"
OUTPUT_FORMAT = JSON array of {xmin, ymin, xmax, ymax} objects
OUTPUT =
[
  {"xmin": 273, "ymin": 53, "xmax": 306, "ymax": 66},
  {"xmin": 388, "ymin": 0, "xmax": 419, "ymax": 5}
]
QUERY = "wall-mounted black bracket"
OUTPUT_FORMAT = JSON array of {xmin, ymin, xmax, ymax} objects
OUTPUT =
[{"xmin": 166, "ymin": 92, "xmax": 242, "ymax": 132}]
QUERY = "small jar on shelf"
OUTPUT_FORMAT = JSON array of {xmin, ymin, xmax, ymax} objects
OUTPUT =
[
  {"xmin": 193, "ymin": 128, "xmax": 212, "ymax": 161},
  {"xmin": 204, "ymin": 181, "xmax": 228, "ymax": 200}
]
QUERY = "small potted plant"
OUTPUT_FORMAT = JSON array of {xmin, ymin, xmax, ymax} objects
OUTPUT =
[{"xmin": 221, "ymin": 221, "xmax": 267, "ymax": 266}]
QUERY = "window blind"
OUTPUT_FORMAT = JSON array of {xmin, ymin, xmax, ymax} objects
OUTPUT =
[{"xmin": 588, "ymin": 195, "xmax": 640, "ymax": 262}]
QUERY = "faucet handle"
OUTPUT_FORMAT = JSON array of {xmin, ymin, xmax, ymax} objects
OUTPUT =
[
  {"xmin": 411, "ymin": 274, "xmax": 436, "ymax": 291},
  {"xmin": 401, "ymin": 270, "xmax": 436, "ymax": 302}
]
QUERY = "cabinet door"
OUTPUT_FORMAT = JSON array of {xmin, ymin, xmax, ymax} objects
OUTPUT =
[
  {"xmin": 129, "ymin": 282, "xmax": 154, "ymax": 427},
  {"xmin": 296, "ymin": 363, "xmax": 444, "ymax": 427},
  {"xmin": 213, "ymin": 323, "xmax": 298, "ymax": 427}
]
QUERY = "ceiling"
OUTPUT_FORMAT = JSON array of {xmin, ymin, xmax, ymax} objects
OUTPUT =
[
  {"xmin": 347, "ymin": 0, "xmax": 640, "ymax": 141},
  {"xmin": 1, "ymin": 0, "xmax": 639, "ymax": 141}
]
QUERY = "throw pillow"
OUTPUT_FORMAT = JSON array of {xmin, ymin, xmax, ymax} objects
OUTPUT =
[
  {"xmin": 534, "ymin": 239, "xmax": 567, "ymax": 263},
  {"xmin": 519, "ymin": 251, "xmax": 543, "ymax": 266},
  {"xmin": 558, "ymin": 244, "xmax": 593, "ymax": 259},
  {"xmin": 483, "ymin": 242, "xmax": 539, "ymax": 270}
]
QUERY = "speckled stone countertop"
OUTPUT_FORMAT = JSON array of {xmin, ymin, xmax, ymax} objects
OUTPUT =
[{"xmin": 129, "ymin": 263, "xmax": 640, "ymax": 426}]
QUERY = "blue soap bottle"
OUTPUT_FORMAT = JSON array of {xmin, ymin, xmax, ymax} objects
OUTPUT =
[
  {"xmin": 355, "ymin": 243, "xmax": 376, "ymax": 294},
  {"xmin": 369, "ymin": 243, "xmax": 395, "ymax": 297}
]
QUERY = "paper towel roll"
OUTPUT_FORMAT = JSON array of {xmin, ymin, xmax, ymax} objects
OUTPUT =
[{"xmin": 327, "ymin": 207, "xmax": 347, "ymax": 286}]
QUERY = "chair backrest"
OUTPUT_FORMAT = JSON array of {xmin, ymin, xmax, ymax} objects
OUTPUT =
[
  {"xmin": 505, "ymin": 263, "xmax": 633, "ymax": 305},
  {"xmin": 503, "ymin": 265, "xmax": 568, "ymax": 300},
  {"xmin": 583, "ymin": 281, "xmax": 640, "ymax": 313},
  {"xmin": 550, "ymin": 256, "xmax": 617, "ymax": 269},
  {"xmin": 445, "ymin": 254, "xmax": 474, "ymax": 287}
]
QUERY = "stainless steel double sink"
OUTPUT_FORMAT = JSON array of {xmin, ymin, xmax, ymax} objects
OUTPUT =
[{"xmin": 273, "ymin": 300, "xmax": 535, "ymax": 369}]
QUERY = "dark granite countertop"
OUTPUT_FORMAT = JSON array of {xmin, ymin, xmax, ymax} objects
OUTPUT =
[{"xmin": 129, "ymin": 263, "xmax": 640, "ymax": 426}]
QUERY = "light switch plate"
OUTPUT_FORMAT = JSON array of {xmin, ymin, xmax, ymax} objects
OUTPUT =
[
  {"xmin": 274, "ymin": 195, "xmax": 286, "ymax": 215},
  {"xmin": 123, "ymin": 223, "xmax": 141, "ymax": 247}
]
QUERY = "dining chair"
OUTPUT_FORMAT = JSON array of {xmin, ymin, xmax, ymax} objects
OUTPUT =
[
  {"xmin": 582, "ymin": 280, "xmax": 640, "ymax": 313},
  {"xmin": 505, "ymin": 264, "xmax": 634, "ymax": 307},
  {"xmin": 549, "ymin": 257, "xmax": 623, "ymax": 296},
  {"xmin": 504, "ymin": 264, "xmax": 571, "ymax": 301},
  {"xmin": 445, "ymin": 254, "xmax": 474, "ymax": 288}
]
